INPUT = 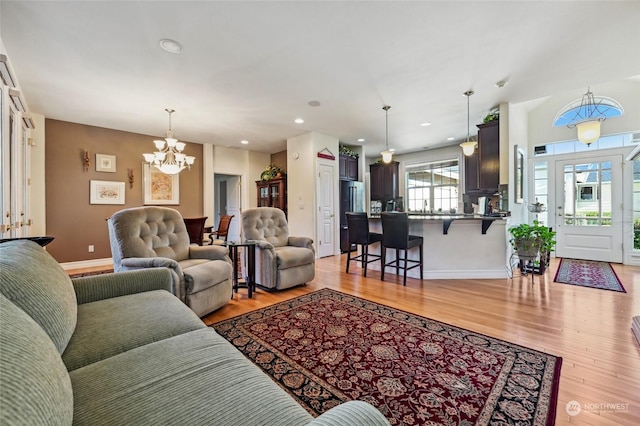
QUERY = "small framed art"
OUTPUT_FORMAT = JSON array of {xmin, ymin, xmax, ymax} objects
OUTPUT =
[
  {"xmin": 95, "ymin": 154, "xmax": 116, "ymax": 172},
  {"xmin": 90, "ymin": 180, "xmax": 125, "ymax": 204},
  {"xmin": 143, "ymin": 163, "xmax": 179, "ymax": 205}
]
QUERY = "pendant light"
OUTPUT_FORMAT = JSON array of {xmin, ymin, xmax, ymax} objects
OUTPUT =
[
  {"xmin": 553, "ymin": 87, "xmax": 624, "ymax": 146},
  {"xmin": 380, "ymin": 105, "xmax": 394, "ymax": 163},
  {"xmin": 460, "ymin": 90, "xmax": 477, "ymax": 156},
  {"xmin": 143, "ymin": 108, "xmax": 195, "ymax": 175}
]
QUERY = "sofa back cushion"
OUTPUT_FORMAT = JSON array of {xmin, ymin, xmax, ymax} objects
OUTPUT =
[
  {"xmin": 108, "ymin": 206, "xmax": 190, "ymax": 269},
  {"xmin": 241, "ymin": 207, "xmax": 289, "ymax": 247},
  {"xmin": 0, "ymin": 294, "xmax": 74, "ymax": 425},
  {"xmin": 0, "ymin": 240, "xmax": 77, "ymax": 354}
]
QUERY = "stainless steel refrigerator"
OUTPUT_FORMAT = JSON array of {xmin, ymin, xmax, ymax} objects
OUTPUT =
[{"xmin": 340, "ymin": 181, "xmax": 364, "ymax": 253}]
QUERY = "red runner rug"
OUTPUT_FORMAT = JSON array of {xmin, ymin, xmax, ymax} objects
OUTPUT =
[
  {"xmin": 213, "ymin": 289, "xmax": 562, "ymax": 425},
  {"xmin": 554, "ymin": 258, "xmax": 625, "ymax": 292}
]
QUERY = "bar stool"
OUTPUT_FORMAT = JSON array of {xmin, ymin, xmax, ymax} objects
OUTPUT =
[
  {"xmin": 380, "ymin": 212, "xmax": 424, "ymax": 286},
  {"xmin": 345, "ymin": 212, "xmax": 383, "ymax": 277}
]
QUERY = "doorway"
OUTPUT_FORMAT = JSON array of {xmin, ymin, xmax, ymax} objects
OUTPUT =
[
  {"xmin": 316, "ymin": 162, "xmax": 336, "ymax": 258},
  {"xmin": 213, "ymin": 174, "xmax": 241, "ymax": 242},
  {"xmin": 553, "ymin": 154, "xmax": 623, "ymax": 262}
]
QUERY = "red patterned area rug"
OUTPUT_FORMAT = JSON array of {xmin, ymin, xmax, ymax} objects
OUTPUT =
[
  {"xmin": 213, "ymin": 289, "xmax": 562, "ymax": 425},
  {"xmin": 553, "ymin": 258, "xmax": 626, "ymax": 292}
]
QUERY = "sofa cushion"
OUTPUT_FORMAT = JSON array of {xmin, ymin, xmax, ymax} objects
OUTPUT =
[
  {"xmin": 70, "ymin": 328, "xmax": 313, "ymax": 426},
  {"xmin": 62, "ymin": 290, "xmax": 206, "ymax": 371},
  {"xmin": 0, "ymin": 240, "xmax": 77, "ymax": 354},
  {"xmin": 276, "ymin": 245, "xmax": 315, "ymax": 269},
  {"xmin": 0, "ymin": 295, "xmax": 74, "ymax": 425}
]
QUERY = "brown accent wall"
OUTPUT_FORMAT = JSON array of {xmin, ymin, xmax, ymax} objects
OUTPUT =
[
  {"xmin": 270, "ymin": 150, "xmax": 287, "ymax": 172},
  {"xmin": 45, "ymin": 119, "xmax": 203, "ymax": 263}
]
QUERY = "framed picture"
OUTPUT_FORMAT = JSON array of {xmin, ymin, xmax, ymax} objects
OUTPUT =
[
  {"xmin": 96, "ymin": 154, "xmax": 116, "ymax": 172},
  {"xmin": 90, "ymin": 180, "xmax": 125, "ymax": 204},
  {"xmin": 514, "ymin": 145, "xmax": 525, "ymax": 204},
  {"xmin": 143, "ymin": 163, "xmax": 179, "ymax": 205}
]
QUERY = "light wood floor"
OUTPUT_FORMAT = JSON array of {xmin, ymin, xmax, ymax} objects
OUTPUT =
[{"xmin": 201, "ymin": 255, "xmax": 640, "ymax": 426}]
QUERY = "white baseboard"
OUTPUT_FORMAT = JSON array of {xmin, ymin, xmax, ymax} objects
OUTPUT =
[{"xmin": 60, "ymin": 258, "xmax": 113, "ymax": 271}]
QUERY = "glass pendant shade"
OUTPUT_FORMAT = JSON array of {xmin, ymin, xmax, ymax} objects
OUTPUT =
[
  {"xmin": 381, "ymin": 150, "xmax": 393, "ymax": 163},
  {"xmin": 576, "ymin": 120, "xmax": 601, "ymax": 145},
  {"xmin": 460, "ymin": 140, "xmax": 477, "ymax": 156}
]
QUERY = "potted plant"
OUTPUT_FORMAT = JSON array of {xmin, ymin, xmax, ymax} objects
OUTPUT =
[{"xmin": 508, "ymin": 220, "xmax": 556, "ymax": 273}]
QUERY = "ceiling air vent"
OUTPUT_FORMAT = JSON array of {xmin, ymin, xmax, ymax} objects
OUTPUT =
[{"xmin": 534, "ymin": 145, "xmax": 547, "ymax": 155}]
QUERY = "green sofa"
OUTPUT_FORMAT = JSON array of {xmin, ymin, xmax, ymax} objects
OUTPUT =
[{"xmin": 0, "ymin": 240, "xmax": 389, "ymax": 425}]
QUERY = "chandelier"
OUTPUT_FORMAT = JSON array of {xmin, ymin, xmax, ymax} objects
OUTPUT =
[
  {"xmin": 553, "ymin": 87, "xmax": 624, "ymax": 146},
  {"xmin": 380, "ymin": 105, "xmax": 394, "ymax": 163},
  {"xmin": 460, "ymin": 90, "xmax": 477, "ymax": 156},
  {"xmin": 143, "ymin": 108, "xmax": 195, "ymax": 174}
]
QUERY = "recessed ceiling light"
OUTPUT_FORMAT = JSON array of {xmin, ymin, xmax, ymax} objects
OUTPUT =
[
  {"xmin": 495, "ymin": 80, "xmax": 508, "ymax": 88},
  {"xmin": 447, "ymin": 137, "xmax": 455, "ymax": 141},
  {"xmin": 420, "ymin": 122, "xmax": 432, "ymax": 127},
  {"xmin": 159, "ymin": 39, "xmax": 183, "ymax": 54},
  {"xmin": 357, "ymin": 138, "xmax": 365, "ymax": 142},
  {"xmin": 241, "ymin": 140, "xmax": 249, "ymax": 145},
  {"xmin": 308, "ymin": 100, "xmax": 321, "ymax": 107},
  {"xmin": 294, "ymin": 118, "xmax": 304, "ymax": 124}
]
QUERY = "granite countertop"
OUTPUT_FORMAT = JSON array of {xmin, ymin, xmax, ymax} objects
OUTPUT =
[{"xmin": 369, "ymin": 213, "xmax": 509, "ymax": 220}]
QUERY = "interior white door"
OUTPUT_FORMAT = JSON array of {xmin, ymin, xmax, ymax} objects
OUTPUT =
[
  {"xmin": 554, "ymin": 155, "xmax": 623, "ymax": 262},
  {"xmin": 225, "ymin": 176, "xmax": 242, "ymax": 242},
  {"xmin": 316, "ymin": 162, "xmax": 336, "ymax": 258}
]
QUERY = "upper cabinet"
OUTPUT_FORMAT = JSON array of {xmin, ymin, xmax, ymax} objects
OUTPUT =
[
  {"xmin": 339, "ymin": 154, "xmax": 358, "ymax": 181},
  {"xmin": 477, "ymin": 121, "xmax": 500, "ymax": 192},
  {"xmin": 369, "ymin": 161, "xmax": 399, "ymax": 201},
  {"xmin": 465, "ymin": 120, "xmax": 499, "ymax": 194}
]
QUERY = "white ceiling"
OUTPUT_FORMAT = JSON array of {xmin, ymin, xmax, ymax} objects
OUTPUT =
[{"xmin": 2, "ymin": 1, "xmax": 639, "ymax": 156}]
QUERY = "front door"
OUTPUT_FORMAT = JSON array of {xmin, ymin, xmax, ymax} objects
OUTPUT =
[
  {"xmin": 554, "ymin": 155, "xmax": 623, "ymax": 262},
  {"xmin": 316, "ymin": 162, "xmax": 336, "ymax": 258}
]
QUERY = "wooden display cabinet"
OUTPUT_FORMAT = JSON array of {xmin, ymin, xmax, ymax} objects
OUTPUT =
[{"xmin": 256, "ymin": 177, "xmax": 287, "ymax": 215}]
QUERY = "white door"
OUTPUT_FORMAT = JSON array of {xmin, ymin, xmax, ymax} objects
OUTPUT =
[
  {"xmin": 316, "ymin": 162, "xmax": 336, "ymax": 258},
  {"xmin": 225, "ymin": 176, "xmax": 242, "ymax": 242},
  {"xmin": 554, "ymin": 155, "xmax": 623, "ymax": 262}
]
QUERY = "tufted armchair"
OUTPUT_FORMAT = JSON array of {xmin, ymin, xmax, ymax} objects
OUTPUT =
[
  {"xmin": 108, "ymin": 206, "xmax": 233, "ymax": 317},
  {"xmin": 241, "ymin": 207, "xmax": 315, "ymax": 290}
]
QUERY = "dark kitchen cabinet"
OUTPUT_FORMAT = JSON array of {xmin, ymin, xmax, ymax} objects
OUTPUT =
[
  {"xmin": 369, "ymin": 161, "xmax": 399, "ymax": 201},
  {"xmin": 339, "ymin": 154, "xmax": 358, "ymax": 181},
  {"xmin": 477, "ymin": 121, "xmax": 500, "ymax": 192},
  {"xmin": 464, "ymin": 150, "xmax": 479, "ymax": 193}
]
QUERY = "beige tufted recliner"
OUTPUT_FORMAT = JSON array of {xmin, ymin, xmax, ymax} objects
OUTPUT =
[
  {"xmin": 108, "ymin": 206, "xmax": 233, "ymax": 317},
  {"xmin": 241, "ymin": 207, "xmax": 315, "ymax": 290}
]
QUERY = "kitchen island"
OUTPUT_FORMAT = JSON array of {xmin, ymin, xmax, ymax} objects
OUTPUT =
[{"xmin": 367, "ymin": 214, "xmax": 511, "ymax": 279}]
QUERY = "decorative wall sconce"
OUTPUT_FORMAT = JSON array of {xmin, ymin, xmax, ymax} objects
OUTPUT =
[
  {"xmin": 128, "ymin": 169, "xmax": 134, "ymax": 189},
  {"xmin": 83, "ymin": 150, "xmax": 90, "ymax": 172}
]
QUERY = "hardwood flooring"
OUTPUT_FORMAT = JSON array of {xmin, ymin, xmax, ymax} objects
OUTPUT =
[
  {"xmin": 67, "ymin": 255, "xmax": 639, "ymax": 425},
  {"xmin": 202, "ymin": 255, "xmax": 640, "ymax": 426}
]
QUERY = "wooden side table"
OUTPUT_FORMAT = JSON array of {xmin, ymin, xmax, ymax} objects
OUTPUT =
[{"xmin": 224, "ymin": 240, "xmax": 257, "ymax": 298}]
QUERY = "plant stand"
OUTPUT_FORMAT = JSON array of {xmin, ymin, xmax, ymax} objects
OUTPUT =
[{"xmin": 519, "ymin": 251, "xmax": 550, "ymax": 275}]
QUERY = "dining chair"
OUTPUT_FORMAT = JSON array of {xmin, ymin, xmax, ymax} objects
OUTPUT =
[
  {"xmin": 206, "ymin": 215, "xmax": 234, "ymax": 245},
  {"xmin": 183, "ymin": 216, "xmax": 208, "ymax": 246}
]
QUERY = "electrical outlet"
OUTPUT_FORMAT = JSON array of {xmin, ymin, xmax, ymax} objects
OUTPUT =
[{"xmin": 88, "ymin": 245, "xmax": 94, "ymax": 253}]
